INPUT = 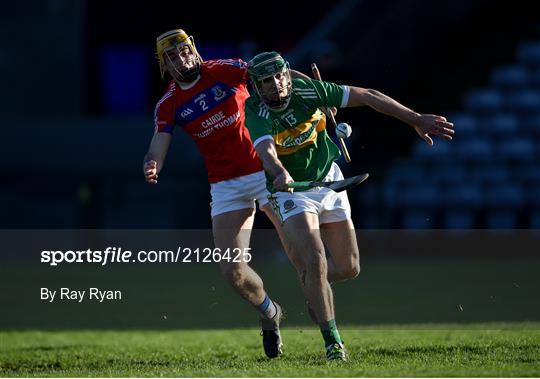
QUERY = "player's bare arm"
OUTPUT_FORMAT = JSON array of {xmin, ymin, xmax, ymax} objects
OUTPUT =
[
  {"xmin": 143, "ymin": 132, "xmax": 172, "ymax": 184},
  {"xmin": 254, "ymin": 139, "xmax": 294, "ymax": 192},
  {"xmin": 346, "ymin": 87, "xmax": 455, "ymax": 145}
]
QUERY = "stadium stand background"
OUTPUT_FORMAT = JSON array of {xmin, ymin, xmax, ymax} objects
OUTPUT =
[{"xmin": 0, "ymin": 0, "xmax": 539, "ymax": 229}]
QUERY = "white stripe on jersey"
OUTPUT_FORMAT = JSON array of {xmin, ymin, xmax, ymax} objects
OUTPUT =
[
  {"xmin": 340, "ymin": 85, "xmax": 350, "ymax": 108},
  {"xmin": 154, "ymin": 87, "xmax": 175, "ymax": 132},
  {"xmin": 259, "ymin": 108, "xmax": 270, "ymax": 119},
  {"xmin": 207, "ymin": 59, "xmax": 245, "ymax": 68},
  {"xmin": 154, "ymin": 92, "xmax": 174, "ymax": 115},
  {"xmin": 258, "ymin": 104, "xmax": 270, "ymax": 119},
  {"xmin": 156, "ymin": 91, "xmax": 174, "ymax": 107},
  {"xmin": 253, "ymin": 135, "xmax": 274, "ymax": 148},
  {"xmin": 258, "ymin": 109, "xmax": 269, "ymax": 119}
]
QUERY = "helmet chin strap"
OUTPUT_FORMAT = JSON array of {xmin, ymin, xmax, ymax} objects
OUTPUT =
[
  {"xmin": 169, "ymin": 63, "xmax": 201, "ymax": 83},
  {"xmin": 273, "ymin": 98, "xmax": 291, "ymax": 111},
  {"xmin": 175, "ymin": 73, "xmax": 201, "ymax": 89},
  {"xmin": 265, "ymin": 95, "xmax": 291, "ymax": 111},
  {"xmin": 175, "ymin": 67, "xmax": 200, "ymax": 84}
]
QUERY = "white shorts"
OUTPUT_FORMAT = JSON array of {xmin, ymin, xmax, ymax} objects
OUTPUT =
[
  {"xmin": 267, "ymin": 162, "xmax": 352, "ymax": 224},
  {"xmin": 210, "ymin": 170, "xmax": 270, "ymax": 218}
]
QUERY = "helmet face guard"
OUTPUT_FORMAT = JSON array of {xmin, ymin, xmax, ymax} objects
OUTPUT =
[
  {"xmin": 156, "ymin": 29, "xmax": 202, "ymax": 83},
  {"xmin": 248, "ymin": 52, "xmax": 292, "ymax": 111}
]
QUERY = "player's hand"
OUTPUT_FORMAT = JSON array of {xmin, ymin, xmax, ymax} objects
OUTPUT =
[
  {"xmin": 411, "ymin": 114, "xmax": 454, "ymax": 146},
  {"xmin": 329, "ymin": 107, "xmax": 338, "ymax": 117},
  {"xmin": 143, "ymin": 160, "xmax": 158, "ymax": 184},
  {"xmin": 273, "ymin": 170, "xmax": 295, "ymax": 193}
]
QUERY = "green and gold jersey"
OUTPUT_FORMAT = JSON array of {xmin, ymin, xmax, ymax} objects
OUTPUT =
[{"xmin": 245, "ymin": 78, "xmax": 350, "ymax": 192}]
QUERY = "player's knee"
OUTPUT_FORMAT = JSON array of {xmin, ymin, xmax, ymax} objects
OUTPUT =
[{"xmin": 344, "ymin": 262, "xmax": 360, "ymax": 279}]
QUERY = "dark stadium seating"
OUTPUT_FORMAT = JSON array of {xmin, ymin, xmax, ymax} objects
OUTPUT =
[
  {"xmin": 491, "ymin": 65, "xmax": 529, "ymax": 89},
  {"xmin": 378, "ymin": 36, "xmax": 540, "ymax": 228},
  {"xmin": 517, "ymin": 42, "xmax": 540, "ymax": 67}
]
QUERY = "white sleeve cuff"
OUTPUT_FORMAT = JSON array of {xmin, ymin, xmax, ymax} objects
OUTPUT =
[
  {"xmin": 253, "ymin": 134, "xmax": 274, "ymax": 147},
  {"xmin": 340, "ymin": 85, "xmax": 350, "ymax": 108}
]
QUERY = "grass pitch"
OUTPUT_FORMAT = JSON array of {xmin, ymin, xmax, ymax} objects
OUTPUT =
[
  {"xmin": 1, "ymin": 323, "xmax": 539, "ymax": 377},
  {"xmin": 1, "ymin": 258, "xmax": 539, "ymax": 376}
]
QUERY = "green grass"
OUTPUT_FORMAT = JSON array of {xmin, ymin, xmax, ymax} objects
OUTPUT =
[
  {"xmin": 1, "ymin": 258, "xmax": 539, "ymax": 376},
  {"xmin": 1, "ymin": 323, "xmax": 539, "ymax": 377}
]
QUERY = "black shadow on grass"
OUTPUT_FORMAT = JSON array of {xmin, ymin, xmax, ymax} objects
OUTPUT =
[
  {"xmin": 13, "ymin": 344, "xmax": 90, "ymax": 352},
  {"xmin": 365, "ymin": 342, "xmax": 540, "ymax": 359}
]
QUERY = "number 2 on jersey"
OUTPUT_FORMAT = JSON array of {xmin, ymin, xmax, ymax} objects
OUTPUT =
[{"xmin": 199, "ymin": 100, "xmax": 208, "ymax": 111}]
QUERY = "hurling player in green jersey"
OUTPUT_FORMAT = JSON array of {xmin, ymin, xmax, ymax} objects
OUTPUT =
[{"xmin": 244, "ymin": 51, "xmax": 454, "ymax": 360}]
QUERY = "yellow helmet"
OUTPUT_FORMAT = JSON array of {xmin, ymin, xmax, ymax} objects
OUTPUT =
[{"xmin": 156, "ymin": 29, "xmax": 203, "ymax": 82}]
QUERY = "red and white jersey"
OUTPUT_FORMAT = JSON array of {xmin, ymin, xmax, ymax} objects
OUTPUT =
[{"xmin": 154, "ymin": 58, "xmax": 262, "ymax": 183}]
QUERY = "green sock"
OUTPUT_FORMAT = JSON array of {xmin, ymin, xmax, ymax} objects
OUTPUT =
[{"xmin": 319, "ymin": 319, "xmax": 342, "ymax": 347}]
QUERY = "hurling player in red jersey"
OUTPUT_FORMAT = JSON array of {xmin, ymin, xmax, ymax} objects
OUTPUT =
[{"xmin": 143, "ymin": 29, "xmax": 293, "ymax": 358}]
